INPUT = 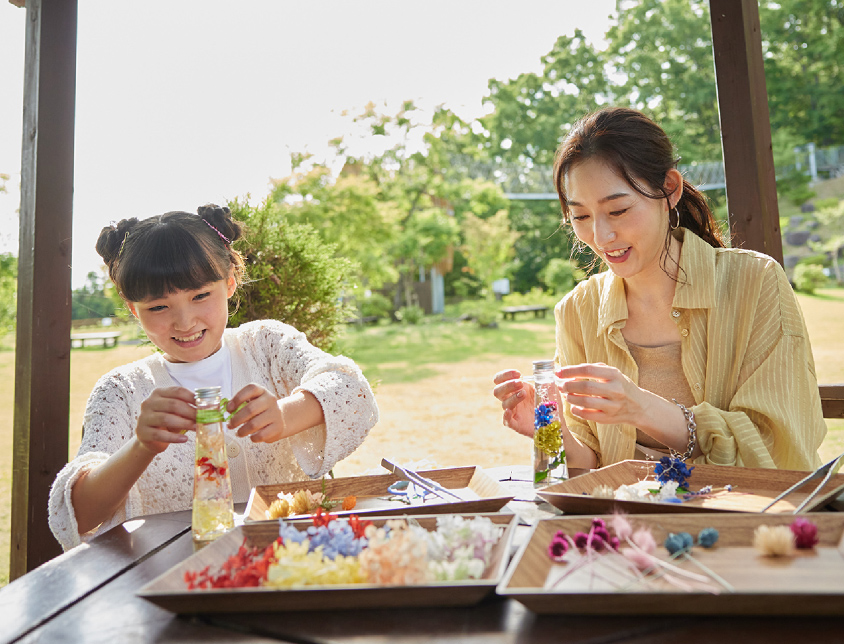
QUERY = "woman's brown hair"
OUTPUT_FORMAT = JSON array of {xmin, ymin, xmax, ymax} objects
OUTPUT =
[{"xmin": 552, "ymin": 107, "xmax": 726, "ymax": 250}]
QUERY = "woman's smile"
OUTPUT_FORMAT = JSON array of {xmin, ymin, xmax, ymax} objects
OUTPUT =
[
  {"xmin": 173, "ymin": 329, "xmax": 206, "ymax": 346},
  {"xmin": 602, "ymin": 246, "xmax": 631, "ymax": 263}
]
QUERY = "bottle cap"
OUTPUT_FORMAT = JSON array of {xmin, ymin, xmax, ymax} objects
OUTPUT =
[
  {"xmin": 195, "ymin": 386, "xmax": 222, "ymax": 400},
  {"xmin": 532, "ymin": 359, "xmax": 555, "ymax": 372}
]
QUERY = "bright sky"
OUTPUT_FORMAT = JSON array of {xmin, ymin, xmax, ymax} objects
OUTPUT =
[{"xmin": 0, "ymin": 0, "xmax": 614, "ymax": 287}]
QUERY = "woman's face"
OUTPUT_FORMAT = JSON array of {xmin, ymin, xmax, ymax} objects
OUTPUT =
[
  {"xmin": 564, "ymin": 158, "xmax": 678, "ymax": 284},
  {"xmin": 127, "ymin": 276, "xmax": 236, "ymax": 363}
]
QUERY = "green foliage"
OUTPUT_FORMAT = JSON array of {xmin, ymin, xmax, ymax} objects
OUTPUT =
[
  {"xmin": 760, "ymin": 0, "xmax": 844, "ymax": 146},
  {"xmin": 358, "ymin": 292, "xmax": 392, "ymax": 319},
  {"xmin": 227, "ymin": 197, "xmax": 356, "ymax": 351},
  {"xmin": 0, "ymin": 253, "xmax": 17, "ymax": 335},
  {"xmin": 501, "ymin": 288, "xmax": 559, "ymax": 309},
  {"xmin": 793, "ymin": 263, "xmax": 828, "ymax": 294},
  {"xmin": 540, "ymin": 258, "xmax": 585, "ymax": 295},
  {"xmin": 460, "ymin": 210, "xmax": 520, "ymax": 298},
  {"xmin": 778, "ymin": 166, "xmax": 817, "ymax": 207},
  {"xmin": 813, "ymin": 198, "xmax": 840, "ymax": 211},
  {"xmin": 606, "ymin": 0, "xmax": 722, "ymax": 164},
  {"xmin": 395, "ymin": 304, "xmax": 425, "ymax": 325},
  {"xmin": 71, "ymin": 270, "xmax": 117, "ymax": 320}
]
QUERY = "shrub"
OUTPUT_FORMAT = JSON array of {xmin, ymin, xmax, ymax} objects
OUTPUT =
[
  {"xmin": 358, "ymin": 292, "xmax": 392, "ymax": 319},
  {"xmin": 227, "ymin": 197, "xmax": 356, "ymax": 351},
  {"xmin": 395, "ymin": 304, "xmax": 425, "ymax": 325},
  {"xmin": 541, "ymin": 258, "xmax": 585, "ymax": 295},
  {"xmin": 501, "ymin": 288, "xmax": 558, "ymax": 309},
  {"xmin": 793, "ymin": 263, "xmax": 827, "ymax": 294}
]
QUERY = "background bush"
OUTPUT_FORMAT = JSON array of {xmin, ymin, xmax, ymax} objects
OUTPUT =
[{"xmin": 793, "ymin": 263, "xmax": 828, "ymax": 294}]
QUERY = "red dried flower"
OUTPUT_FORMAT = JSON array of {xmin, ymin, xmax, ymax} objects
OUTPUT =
[{"xmin": 790, "ymin": 517, "xmax": 819, "ymax": 549}]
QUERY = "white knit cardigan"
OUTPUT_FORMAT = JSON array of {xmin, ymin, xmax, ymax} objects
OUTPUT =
[{"xmin": 48, "ymin": 319, "xmax": 379, "ymax": 551}]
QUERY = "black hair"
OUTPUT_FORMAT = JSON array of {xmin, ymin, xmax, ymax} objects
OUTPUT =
[{"xmin": 97, "ymin": 204, "xmax": 246, "ymax": 302}]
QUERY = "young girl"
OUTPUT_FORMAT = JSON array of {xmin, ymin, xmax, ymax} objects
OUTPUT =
[
  {"xmin": 49, "ymin": 204, "xmax": 379, "ymax": 551},
  {"xmin": 493, "ymin": 107, "xmax": 825, "ymax": 471}
]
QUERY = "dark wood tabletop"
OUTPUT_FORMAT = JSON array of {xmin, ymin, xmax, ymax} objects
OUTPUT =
[{"xmin": 1, "ymin": 467, "xmax": 842, "ymax": 644}]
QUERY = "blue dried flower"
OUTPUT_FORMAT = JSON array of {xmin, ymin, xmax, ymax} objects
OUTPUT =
[
  {"xmin": 698, "ymin": 527, "xmax": 719, "ymax": 548},
  {"xmin": 664, "ymin": 531, "xmax": 694, "ymax": 555},
  {"xmin": 654, "ymin": 456, "xmax": 695, "ymax": 488},
  {"xmin": 534, "ymin": 404, "xmax": 555, "ymax": 429}
]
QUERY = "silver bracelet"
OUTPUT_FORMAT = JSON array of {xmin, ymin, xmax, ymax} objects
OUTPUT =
[{"xmin": 670, "ymin": 399, "xmax": 697, "ymax": 461}]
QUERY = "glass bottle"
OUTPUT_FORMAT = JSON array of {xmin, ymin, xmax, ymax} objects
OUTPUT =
[
  {"xmin": 532, "ymin": 359, "xmax": 567, "ymax": 486},
  {"xmin": 191, "ymin": 386, "xmax": 235, "ymax": 542}
]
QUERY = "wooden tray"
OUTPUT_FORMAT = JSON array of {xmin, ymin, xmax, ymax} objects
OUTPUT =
[
  {"xmin": 245, "ymin": 466, "xmax": 513, "ymax": 521},
  {"xmin": 536, "ymin": 460, "xmax": 844, "ymax": 515},
  {"xmin": 498, "ymin": 513, "xmax": 844, "ymax": 615},
  {"xmin": 138, "ymin": 513, "xmax": 518, "ymax": 613}
]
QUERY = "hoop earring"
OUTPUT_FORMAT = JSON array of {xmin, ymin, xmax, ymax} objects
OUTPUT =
[{"xmin": 669, "ymin": 207, "xmax": 680, "ymax": 231}]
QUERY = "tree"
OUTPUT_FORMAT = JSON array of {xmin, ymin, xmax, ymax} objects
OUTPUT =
[
  {"xmin": 461, "ymin": 210, "xmax": 520, "ymax": 300},
  {"xmin": 227, "ymin": 197, "xmax": 356, "ymax": 352},
  {"xmin": 541, "ymin": 257, "xmax": 586, "ymax": 295},
  {"xmin": 761, "ymin": 0, "xmax": 844, "ymax": 147},
  {"xmin": 0, "ymin": 252, "xmax": 17, "ymax": 335},
  {"xmin": 605, "ymin": 0, "xmax": 721, "ymax": 164},
  {"xmin": 71, "ymin": 270, "xmax": 116, "ymax": 320},
  {"xmin": 812, "ymin": 199, "xmax": 844, "ymax": 284}
]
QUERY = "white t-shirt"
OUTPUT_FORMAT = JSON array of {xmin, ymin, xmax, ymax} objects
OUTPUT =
[{"xmin": 163, "ymin": 341, "xmax": 233, "ymax": 400}]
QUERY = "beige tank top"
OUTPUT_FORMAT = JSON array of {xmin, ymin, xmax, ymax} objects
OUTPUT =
[{"xmin": 626, "ymin": 340, "xmax": 696, "ymax": 459}]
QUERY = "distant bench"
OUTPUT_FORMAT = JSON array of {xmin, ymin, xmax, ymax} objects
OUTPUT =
[
  {"xmin": 501, "ymin": 305, "xmax": 549, "ymax": 320},
  {"xmin": 70, "ymin": 331, "xmax": 122, "ymax": 348}
]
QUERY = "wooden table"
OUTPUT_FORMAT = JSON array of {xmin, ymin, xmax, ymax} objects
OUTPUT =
[{"xmin": 1, "ymin": 467, "xmax": 841, "ymax": 643}]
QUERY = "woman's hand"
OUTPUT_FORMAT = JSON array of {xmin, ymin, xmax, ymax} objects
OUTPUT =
[
  {"xmin": 492, "ymin": 369, "xmax": 536, "ymax": 438},
  {"xmin": 556, "ymin": 363, "xmax": 649, "ymax": 427},
  {"xmin": 135, "ymin": 387, "xmax": 195, "ymax": 453}
]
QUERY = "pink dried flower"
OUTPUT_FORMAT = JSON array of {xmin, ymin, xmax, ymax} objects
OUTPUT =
[
  {"xmin": 631, "ymin": 527, "xmax": 657, "ymax": 554},
  {"xmin": 573, "ymin": 532, "xmax": 589, "ymax": 549},
  {"xmin": 548, "ymin": 534, "xmax": 570, "ymax": 561},
  {"xmin": 609, "ymin": 536, "xmax": 620, "ymax": 551},
  {"xmin": 591, "ymin": 517, "xmax": 607, "ymax": 531},
  {"xmin": 623, "ymin": 547, "xmax": 655, "ymax": 571},
  {"xmin": 593, "ymin": 527, "xmax": 610, "ymax": 543},
  {"xmin": 790, "ymin": 518, "xmax": 819, "ymax": 549},
  {"xmin": 610, "ymin": 513, "xmax": 632, "ymax": 541}
]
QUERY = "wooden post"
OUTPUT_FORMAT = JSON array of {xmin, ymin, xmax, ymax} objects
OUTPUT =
[
  {"xmin": 709, "ymin": 0, "xmax": 784, "ymax": 264},
  {"xmin": 11, "ymin": 0, "xmax": 77, "ymax": 578}
]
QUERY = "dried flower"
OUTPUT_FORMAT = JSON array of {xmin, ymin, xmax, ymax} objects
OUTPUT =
[
  {"xmin": 533, "ymin": 420, "xmax": 562, "ymax": 457},
  {"xmin": 266, "ymin": 497, "xmax": 291, "ymax": 520},
  {"xmin": 664, "ymin": 532, "xmax": 694, "ymax": 556},
  {"xmin": 342, "ymin": 495, "xmax": 357, "ymax": 511},
  {"xmin": 610, "ymin": 513, "xmax": 633, "ymax": 541},
  {"xmin": 753, "ymin": 524, "xmax": 794, "ymax": 557},
  {"xmin": 790, "ymin": 518, "xmax": 819, "ymax": 549},
  {"xmin": 547, "ymin": 533, "xmax": 570, "ymax": 561},
  {"xmin": 697, "ymin": 527, "xmax": 719, "ymax": 548},
  {"xmin": 654, "ymin": 456, "xmax": 694, "ymax": 488}
]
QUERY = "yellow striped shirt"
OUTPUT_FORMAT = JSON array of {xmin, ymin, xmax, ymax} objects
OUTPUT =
[{"xmin": 555, "ymin": 228, "xmax": 825, "ymax": 471}]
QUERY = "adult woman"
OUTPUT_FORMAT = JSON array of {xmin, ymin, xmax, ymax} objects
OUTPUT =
[{"xmin": 493, "ymin": 107, "xmax": 825, "ymax": 471}]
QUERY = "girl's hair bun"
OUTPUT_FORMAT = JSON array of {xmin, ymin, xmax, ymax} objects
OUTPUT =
[
  {"xmin": 197, "ymin": 203, "xmax": 243, "ymax": 244},
  {"xmin": 96, "ymin": 217, "xmax": 139, "ymax": 267}
]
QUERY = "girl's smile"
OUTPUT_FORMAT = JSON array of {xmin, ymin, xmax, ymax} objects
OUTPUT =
[{"xmin": 127, "ymin": 276, "xmax": 236, "ymax": 363}]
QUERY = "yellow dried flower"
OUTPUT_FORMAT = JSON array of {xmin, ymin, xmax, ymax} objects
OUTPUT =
[
  {"xmin": 534, "ymin": 420, "xmax": 562, "ymax": 457},
  {"xmin": 753, "ymin": 524, "xmax": 794, "ymax": 557},
  {"xmin": 266, "ymin": 498, "xmax": 291, "ymax": 520},
  {"xmin": 290, "ymin": 489, "xmax": 324, "ymax": 515}
]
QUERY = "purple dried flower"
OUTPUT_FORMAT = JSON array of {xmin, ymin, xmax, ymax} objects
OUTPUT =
[
  {"xmin": 573, "ymin": 532, "xmax": 589, "ymax": 549},
  {"xmin": 548, "ymin": 535, "xmax": 570, "ymax": 561},
  {"xmin": 591, "ymin": 517, "xmax": 607, "ymax": 531}
]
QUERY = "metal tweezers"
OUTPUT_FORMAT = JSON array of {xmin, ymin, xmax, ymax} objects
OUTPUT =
[
  {"xmin": 760, "ymin": 451, "xmax": 844, "ymax": 513},
  {"xmin": 381, "ymin": 458, "xmax": 465, "ymax": 502}
]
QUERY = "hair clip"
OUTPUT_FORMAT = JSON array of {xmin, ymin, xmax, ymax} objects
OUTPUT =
[
  {"xmin": 202, "ymin": 219, "xmax": 231, "ymax": 245},
  {"xmin": 119, "ymin": 232, "xmax": 129, "ymax": 257}
]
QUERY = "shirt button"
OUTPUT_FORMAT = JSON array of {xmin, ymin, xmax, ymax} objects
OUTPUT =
[
  {"xmin": 672, "ymin": 310, "xmax": 681, "ymax": 318},
  {"xmin": 681, "ymin": 329, "xmax": 689, "ymax": 337},
  {"xmin": 227, "ymin": 441, "xmax": 241, "ymax": 458},
  {"xmin": 694, "ymin": 383, "xmax": 702, "ymax": 391}
]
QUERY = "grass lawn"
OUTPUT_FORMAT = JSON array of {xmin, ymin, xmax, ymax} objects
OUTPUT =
[{"xmin": 0, "ymin": 288, "xmax": 841, "ymax": 585}]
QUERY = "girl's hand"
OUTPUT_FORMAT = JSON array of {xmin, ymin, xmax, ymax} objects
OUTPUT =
[
  {"xmin": 492, "ymin": 369, "xmax": 536, "ymax": 438},
  {"xmin": 135, "ymin": 387, "xmax": 195, "ymax": 454},
  {"xmin": 556, "ymin": 363, "xmax": 648, "ymax": 426},
  {"xmin": 226, "ymin": 384, "xmax": 286, "ymax": 443}
]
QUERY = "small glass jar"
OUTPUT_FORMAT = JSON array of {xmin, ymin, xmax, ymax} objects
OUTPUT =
[
  {"xmin": 532, "ymin": 359, "xmax": 567, "ymax": 486},
  {"xmin": 191, "ymin": 386, "xmax": 235, "ymax": 542}
]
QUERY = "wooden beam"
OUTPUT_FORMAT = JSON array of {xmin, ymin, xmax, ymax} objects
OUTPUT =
[
  {"xmin": 819, "ymin": 385, "xmax": 844, "ymax": 420},
  {"xmin": 11, "ymin": 0, "xmax": 77, "ymax": 579},
  {"xmin": 709, "ymin": 0, "xmax": 784, "ymax": 264}
]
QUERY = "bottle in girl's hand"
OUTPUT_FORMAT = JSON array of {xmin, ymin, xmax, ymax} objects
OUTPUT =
[
  {"xmin": 532, "ymin": 360, "xmax": 567, "ymax": 486},
  {"xmin": 192, "ymin": 386, "xmax": 234, "ymax": 542}
]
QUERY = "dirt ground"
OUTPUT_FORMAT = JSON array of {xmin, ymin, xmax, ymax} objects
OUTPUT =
[{"xmin": 332, "ymin": 355, "xmax": 541, "ymax": 478}]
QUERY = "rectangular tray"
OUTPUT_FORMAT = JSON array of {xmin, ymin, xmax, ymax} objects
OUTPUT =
[
  {"xmin": 245, "ymin": 466, "xmax": 513, "ymax": 521},
  {"xmin": 498, "ymin": 513, "xmax": 844, "ymax": 615},
  {"xmin": 536, "ymin": 460, "xmax": 844, "ymax": 515},
  {"xmin": 138, "ymin": 513, "xmax": 518, "ymax": 614}
]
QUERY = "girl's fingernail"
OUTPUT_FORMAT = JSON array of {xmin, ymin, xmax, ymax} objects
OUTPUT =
[{"xmin": 516, "ymin": 390, "xmax": 525, "ymax": 399}]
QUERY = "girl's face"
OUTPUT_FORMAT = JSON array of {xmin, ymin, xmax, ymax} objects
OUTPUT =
[
  {"xmin": 564, "ymin": 158, "xmax": 681, "ymax": 285},
  {"xmin": 127, "ymin": 276, "xmax": 236, "ymax": 363}
]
